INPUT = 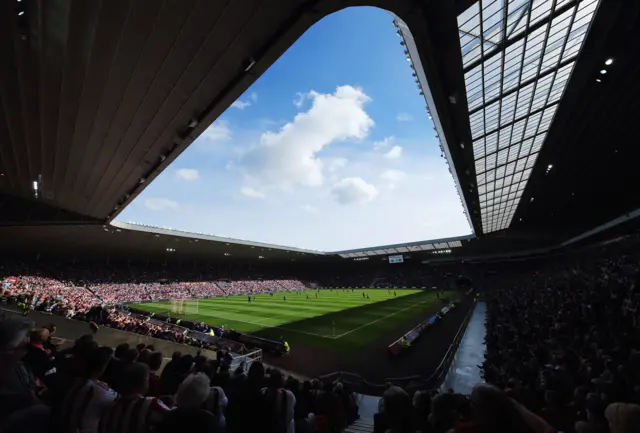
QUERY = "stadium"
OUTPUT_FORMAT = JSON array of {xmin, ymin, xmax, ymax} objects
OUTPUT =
[{"xmin": 2, "ymin": 1, "xmax": 640, "ymax": 433}]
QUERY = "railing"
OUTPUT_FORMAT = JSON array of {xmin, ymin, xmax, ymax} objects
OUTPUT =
[
  {"xmin": 318, "ymin": 297, "xmax": 477, "ymax": 395},
  {"xmin": 404, "ymin": 299, "xmax": 476, "ymax": 393}
]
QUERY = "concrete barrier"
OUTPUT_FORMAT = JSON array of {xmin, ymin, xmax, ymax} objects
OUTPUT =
[{"xmin": 1, "ymin": 306, "xmax": 217, "ymax": 360}]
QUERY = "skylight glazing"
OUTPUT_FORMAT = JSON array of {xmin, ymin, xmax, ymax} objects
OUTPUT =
[{"xmin": 458, "ymin": 0, "xmax": 600, "ymax": 233}]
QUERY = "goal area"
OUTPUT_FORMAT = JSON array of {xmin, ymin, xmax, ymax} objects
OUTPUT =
[{"xmin": 170, "ymin": 298, "xmax": 199, "ymax": 315}]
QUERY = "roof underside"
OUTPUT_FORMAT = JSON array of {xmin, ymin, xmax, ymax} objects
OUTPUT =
[{"xmin": 459, "ymin": 0, "xmax": 600, "ymax": 233}]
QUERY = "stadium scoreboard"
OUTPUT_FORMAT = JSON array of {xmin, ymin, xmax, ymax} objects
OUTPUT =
[{"xmin": 388, "ymin": 254, "xmax": 404, "ymax": 264}]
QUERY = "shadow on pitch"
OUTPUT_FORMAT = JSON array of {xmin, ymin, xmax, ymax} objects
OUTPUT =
[{"xmin": 251, "ymin": 290, "xmax": 443, "ymax": 344}]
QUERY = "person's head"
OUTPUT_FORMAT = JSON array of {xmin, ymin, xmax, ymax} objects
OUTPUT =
[
  {"xmin": 605, "ymin": 403, "xmax": 640, "ymax": 433},
  {"xmin": 122, "ymin": 348, "xmax": 139, "ymax": 364},
  {"xmin": 333, "ymin": 381, "xmax": 343, "ymax": 393},
  {"xmin": 171, "ymin": 351, "xmax": 182, "ymax": 361},
  {"xmin": 120, "ymin": 363, "xmax": 150, "ymax": 396},
  {"xmin": 179, "ymin": 355, "xmax": 194, "ymax": 373},
  {"xmin": 136, "ymin": 343, "xmax": 146, "ymax": 352},
  {"xmin": 175, "ymin": 373, "xmax": 211, "ymax": 409},
  {"xmin": 114, "ymin": 343, "xmax": 129, "ymax": 359},
  {"xmin": 285, "ymin": 376, "xmax": 300, "ymax": 392},
  {"xmin": 0, "ymin": 315, "xmax": 31, "ymax": 378},
  {"xmin": 146, "ymin": 345, "xmax": 155, "ymax": 351},
  {"xmin": 383, "ymin": 386, "xmax": 413, "ymax": 432},
  {"xmin": 44, "ymin": 324, "xmax": 56, "ymax": 335},
  {"xmin": 247, "ymin": 361, "xmax": 265, "ymax": 385},
  {"xmin": 268, "ymin": 369, "xmax": 284, "ymax": 389},
  {"xmin": 470, "ymin": 384, "xmax": 534, "ymax": 433},
  {"xmin": 413, "ymin": 390, "xmax": 431, "ymax": 416},
  {"xmin": 430, "ymin": 392, "xmax": 459, "ymax": 429},
  {"xmin": 30, "ymin": 328, "xmax": 49, "ymax": 344},
  {"xmin": 148, "ymin": 352, "xmax": 163, "ymax": 373},
  {"xmin": 137, "ymin": 349, "xmax": 152, "ymax": 365},
  {"xmin": 87, "ymin": 346, "xmax": 113, "ymax": 378}
]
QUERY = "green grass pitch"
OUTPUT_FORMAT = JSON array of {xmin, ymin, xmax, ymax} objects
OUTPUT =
[{"xmin": 136, "ymin": 289, "xmax": 450, "ymax": 352}]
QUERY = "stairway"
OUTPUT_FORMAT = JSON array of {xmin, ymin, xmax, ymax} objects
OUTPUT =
[{"xmin": 345, "ymin": 418, "xmax": 374, "ymax": 433}]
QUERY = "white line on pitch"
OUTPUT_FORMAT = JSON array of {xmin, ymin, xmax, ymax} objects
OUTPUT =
[
  {"xmin": 205, "ymin": 312, "xmax": 335, "ymax": 339},
  {"xmin": 333, "ymin": 298, "xmax": 432, "ymax": 339}
]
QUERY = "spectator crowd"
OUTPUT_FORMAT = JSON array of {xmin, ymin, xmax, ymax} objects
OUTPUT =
[
  {"xmin": 0, "ymin": 269, "xmax": 307, "ymax": 353},
  {"xmin": 3, "ymin": 238, "xmax": 640, "ymax": 433},
  {"xmin": 0, "ymin": 315, "xmax": 360, "ymax": 433}
]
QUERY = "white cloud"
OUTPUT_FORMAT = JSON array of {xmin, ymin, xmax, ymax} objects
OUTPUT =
[
  {"xmin": 396, "ymin": 112, "xmax": 413, "ymax": 122},
  {"xmin": 385, "ymin": 145, "xmax": 403, "ymax": 159},
  {"xmin": 380, "ymin": 169, "xmax": 406, "ymax": 182},
  {"xmin": 302, "ymin": 204, "xmax": 317, "ymax": 214},
  {"xmin": 326, "ymin": 157, "xmax": 348, "ymax": 172},
  {"xmin": 231, "ymin": 92, "xmax": 258, "ymax": 110},
  {"xmin": 240, "ymin": 186, "xmax": 265, "ymax": 199},
  {"xmin": 293, "ymin": 92, "xmax": 306, "ymax": 108},
  {"xmin": 231, "ymin": 100, "xmax": 251, "ymax": 110},
  {"xmin": 373, "ymin": 136, "xmax": 394, "ymax": 150},
  {"xmin": 240, "ymin": 85, "xmax": 374, "ymax": 189},
  {"xmin": 202, "ymin": 121, "xmax": 231, "ymax": 142},
  {"xmin": 331, "ymin": 177, "xmax": 378, "ymax": 205},
  {"xmin": 143, "ymin": 198, "xmax": 179, "ymax": 211},
  {"xmin": 176, "ymin": 168, "xmax": 200, "ymax": 181}
]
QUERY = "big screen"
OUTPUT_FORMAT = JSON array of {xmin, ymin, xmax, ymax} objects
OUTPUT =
[{"xmin": 388, "ymin": 254, "xmax": 404, "ymax": 264}]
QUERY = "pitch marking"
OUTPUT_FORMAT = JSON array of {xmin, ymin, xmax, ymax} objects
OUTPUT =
[
  {"xmin": 201, "ymin": 312, "xmax": 336, "ymax": 339},
  {"xmin": 333, "ymin": 298, "xmax": 432, "ymax": 339}
]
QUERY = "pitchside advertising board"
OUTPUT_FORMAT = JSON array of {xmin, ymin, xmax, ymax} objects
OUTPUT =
[{"xmin": 388, "ymin": 254, "xmax": 404, "ymax": 264}]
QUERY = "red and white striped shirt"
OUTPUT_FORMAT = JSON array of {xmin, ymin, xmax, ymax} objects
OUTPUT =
[{"xmin": 62, "ymin": 379, "xmax": 118, "ymax": 433}]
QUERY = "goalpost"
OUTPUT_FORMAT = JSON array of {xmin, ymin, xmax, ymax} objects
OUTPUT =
[{"xmin": 170, "ymin": 299, "xmax": 199, "ymax": 315}]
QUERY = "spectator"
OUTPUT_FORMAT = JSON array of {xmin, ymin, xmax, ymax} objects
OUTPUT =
[
  {"xmin": 23, "ymin": 328, "xmax": 56, "ymax": 385},
  {"xmin": 261, "ymin": 369, "xmax": 296, "ymax": 433},
  {"xmin": 604, "ymin": 403, "xmax": 640, "ymax": 433},
  {"xmin": 381, "ymin": 386, "xmax": 413, "ymax": 433},
  {"xmin": 60, "ymin": 346, "xmax": 117, "ymax": 433},
  {"xmin": 0, "ymin": 315, "xmax": 51, "ymax": 433},
  {"xmin": 160, "ymin": 373, "xmax": 219, "ymax": 433},
  {"xmin": 146, "ymin": 351, "xmax": 164, "ymax": 397},
  {"xmin": 102, "ymin": 343, "xmax": 129, "ymax": 389},
  {"xmin": 99, "ymin": 363, "xmax": 172, "ymax": 433}
]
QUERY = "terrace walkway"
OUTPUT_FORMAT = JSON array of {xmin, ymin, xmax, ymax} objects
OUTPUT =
[{"xmin": 440, "ymin": 301, "xmax": 487, "ymax": 394}]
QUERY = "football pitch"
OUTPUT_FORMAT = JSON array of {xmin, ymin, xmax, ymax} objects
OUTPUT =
[{"xmin": 136, "ymin": 289, "xmax": 450, "ymax": 352}]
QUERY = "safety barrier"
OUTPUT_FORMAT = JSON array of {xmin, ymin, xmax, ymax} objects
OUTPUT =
[
  {"xmin": 318, "ymin": 296, "xmax": 477, "ymax": 395},
  {"xmin": 387, "ymin": 301, "xmax": 454, "ymax": 356}
]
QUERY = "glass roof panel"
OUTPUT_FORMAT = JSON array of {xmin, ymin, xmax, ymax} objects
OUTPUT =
[{"xmin": 458, "ymin": 0, "xmax": 600, "ymax": 233}]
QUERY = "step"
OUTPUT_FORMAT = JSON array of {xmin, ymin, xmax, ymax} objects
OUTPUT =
[{"xmin": 345, "ymin": 418, "xmax": 374, "ymax": 433}]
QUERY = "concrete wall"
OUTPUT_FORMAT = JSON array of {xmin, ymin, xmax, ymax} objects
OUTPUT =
[{"xmin": 3, "ymin": 306, "xmax": 216, "ymax": 360}]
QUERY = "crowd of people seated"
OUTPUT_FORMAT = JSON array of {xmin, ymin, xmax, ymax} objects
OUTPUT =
[
  {"xmin": 0, "ymin": 270, "xmax": 308, "ymax": 354},
  {"xmin": 4, "ymin": 237, "xmax": 640, "ymax": 433},
  {"xmin": 369, "ymin": 240, "xmax": 640, "ymax": 433},
  {"xmin": 0, "ymin": 314, "xmax": 360, "ymax": 433}
]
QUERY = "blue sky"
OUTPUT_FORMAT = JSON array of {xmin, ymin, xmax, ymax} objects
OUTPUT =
[{"xmin": 118, "ymin": 7, "xmax": 471, "ymax": 251}]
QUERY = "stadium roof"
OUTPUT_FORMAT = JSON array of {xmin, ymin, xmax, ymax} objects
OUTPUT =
[
  {"xmin": 1, "ymin": 0, "xmax": 640, "ymax": 261},
  {"xmin": 460, "ymin": 0, "xmax": 600, "ymax": 233},
  {"xmin": 333, "ymin": 235, "xmax": 472, "ymax": 258}
]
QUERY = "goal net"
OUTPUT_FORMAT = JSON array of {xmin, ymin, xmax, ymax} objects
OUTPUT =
[{"xmin": 170, "ymin": 299, "xmax": 199, "ymax": 315}]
